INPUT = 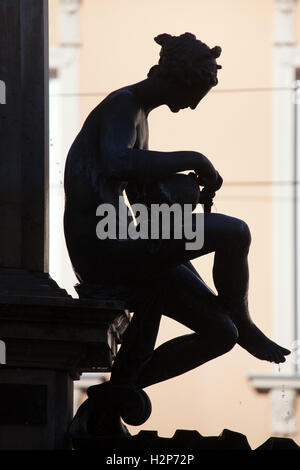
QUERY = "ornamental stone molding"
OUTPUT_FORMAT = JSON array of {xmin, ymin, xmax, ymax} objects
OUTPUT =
[
  {"xmin": 275, "ymin": 0, "xmax": 296, "ymax": 14},
  {"xmin": 274, "ymin": 0, "xmax": 296, "ymax": 45},
  {"xmin": 60, "ymin": 0, "xmax": 81, "ymax": 15}
]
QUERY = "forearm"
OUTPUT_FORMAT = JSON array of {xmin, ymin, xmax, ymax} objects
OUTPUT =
[{"xmin": 109, "ymin": 148, "xmax": 218, "ymax": 185}]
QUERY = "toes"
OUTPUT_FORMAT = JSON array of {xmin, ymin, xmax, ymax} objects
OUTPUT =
[
  {"xmin": 262, "ymin": 352, "xmax": 273, "ymax": 363},
  {"xmin": 271, "ymin": 350, "xmax": 287, "ymax": 363},
  {"xmin": 264, "ymin": 348, "xmax": 287, "ymax": 364},
  {"xmin": 275, "ymin": 343, "xmax": 291, "ymax": 355},
  {"xmin": 274, "ymin": 355, "xmax": 285, "ymax": 364}
]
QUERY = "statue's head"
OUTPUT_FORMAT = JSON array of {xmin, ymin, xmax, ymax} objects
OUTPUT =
[{"xmin": 148, "ymin": 32, "xmax": 222, "ymax": 112}]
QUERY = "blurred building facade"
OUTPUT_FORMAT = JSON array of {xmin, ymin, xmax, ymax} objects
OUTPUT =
[{"xmin": 49, "ymin": 0, "xmax": 300, "ymax": 448}]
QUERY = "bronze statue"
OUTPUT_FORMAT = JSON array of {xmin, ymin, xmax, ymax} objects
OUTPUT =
[{"xmin": 65, "ymin": 33, "xmax": 290, "ymax": 440}]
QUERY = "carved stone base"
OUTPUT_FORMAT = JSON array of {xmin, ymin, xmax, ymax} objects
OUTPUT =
[
  {"xmin": 0, "ymin": 268, "xmax": 130, "ymax": 449},
  {"xmin": 0, "ymin": 368, "xmax": 73, "ymax": 450},
  {"xmin": 71, "ymin": 428, "xmax": 300, "ymax": 451},
  {"xmin": 0, "ymin": 269, "xmax": 130, "ymax": 377},
  {"xmin": 0, "ymin": 268, "xmax": 71, "ymax": 300}
]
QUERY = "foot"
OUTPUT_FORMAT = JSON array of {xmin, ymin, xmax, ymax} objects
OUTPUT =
[
  {"xmin": 69, "ymin": 397, "xmax": 131, "ymax": 440},
  {"xmin": 88, "ymin": 381, "xmax": 152, "ymax": 426},
  {"xmin": 237, "ymin": 322, "xmax": 291, "ymax": 363}
]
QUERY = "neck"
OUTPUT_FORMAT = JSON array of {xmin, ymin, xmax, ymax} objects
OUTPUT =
[{"xmin": 129, "ymin": 78, "xmax": 168, "ymax": 114}]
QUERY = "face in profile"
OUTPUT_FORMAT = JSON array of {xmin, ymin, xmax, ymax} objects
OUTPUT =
[
  {"xmin": 166, "ymin": 58, "xmax": 218, "ymax": 113},
  {"xmin": 166, "ymin": 81, "xmax": 213, "ymax": 113}
]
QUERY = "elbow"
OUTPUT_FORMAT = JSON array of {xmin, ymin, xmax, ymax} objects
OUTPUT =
[
  {"xmin": 106, "ymin": 164, "xmax": 122, "ymax": 180},
  {"xmin": 105, "ymin": 151, "xmax": 132, "ymax": 180},
  {"xmin": 106, "ymin": 162, "xmax": 130, "ymax": 180}
]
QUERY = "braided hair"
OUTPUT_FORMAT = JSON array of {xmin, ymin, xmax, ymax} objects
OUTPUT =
[{"xmin": 148, "ymin": 32, "xmax": 222, "ymax": 88}]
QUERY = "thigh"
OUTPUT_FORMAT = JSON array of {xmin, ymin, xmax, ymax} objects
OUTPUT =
[
  {"xmin": 167, "ymin": 211, "xmax": 248, "ymax": 259},
  {"xmin": 160, "ymin": 264, "xmax": 230, "ymax": 335},
  {"xmin": 133, "ymin": 212, "xmax": 248, "ymax": 281},
  {"xmin": 90, "ymin": 212, "xmax": 247, "ymax": 284}
]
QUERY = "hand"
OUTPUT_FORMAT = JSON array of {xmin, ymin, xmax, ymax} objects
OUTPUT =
[
  {"xmin": 213, "ymin": 172, "xmax": 223, "ymax": 191},
  {"xmin": 196, "ymin": 170, "xmax": 223, "ymax": 191},
  {"xmin": 198, "ymin": 173, "xmax": 222, "ymax": 213},
  {"xmin": 199, "ymin": 186, "xmax": 215, "ymax": 206}
]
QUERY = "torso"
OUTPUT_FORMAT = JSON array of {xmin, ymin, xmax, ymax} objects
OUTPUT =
[{"xmin": 63, "ymin": 88, "xmax": 149, "ymax": 279}]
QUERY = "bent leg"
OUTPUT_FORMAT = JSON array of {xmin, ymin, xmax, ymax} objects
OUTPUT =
[
  {"xmin": 134, "ymin": 264, "xmax": 238, "ymax": 389},
  {"xmin": 145, "ymin": 213, "xmax": 290, "ymax": 364},
  {"xmin": 197, "ymin": 214, "xmax": 290, "ymax": 363},
  {"xmin": 112, "ymin": 212, "xmax": 289, "ymax": 391}
]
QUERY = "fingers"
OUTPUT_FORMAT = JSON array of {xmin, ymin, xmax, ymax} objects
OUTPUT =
[
  {"xmin": 196, "ymin": 172, "xmax": 223, "ymax": 193},
  {"xmin": 213, "ymin": 172, "xmax": 223, "ymax": 191}
]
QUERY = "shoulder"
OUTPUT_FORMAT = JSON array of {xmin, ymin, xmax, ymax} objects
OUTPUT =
[
  {"xmin": 104, "ymin": 88, "xmax": 139, "ymax": 116},
  {"xmin": 82, "ymin": 88, "xmax": 140, "ymax": 130}
]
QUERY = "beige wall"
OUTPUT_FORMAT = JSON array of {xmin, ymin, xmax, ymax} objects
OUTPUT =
[
  {"xmin": 49, "ymin": 0, "xmax": 60, "ymax": 47},
  {"xmin": 49, "ymin": 0, "xmax": 300, "ymax": 449},
  {"xmin": 296, "ymin": 0, "xmax": 300, "ymax": 44}
]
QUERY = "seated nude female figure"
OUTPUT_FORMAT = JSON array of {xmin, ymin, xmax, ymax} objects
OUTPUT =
[{"xmin": 65, "ymin": 33, "xmax": 290, "ymax": 439}]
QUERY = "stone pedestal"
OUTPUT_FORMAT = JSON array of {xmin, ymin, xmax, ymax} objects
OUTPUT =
[
  {"xmin": 0, "ymin": 269, "xmax": 130, "ymax": 449},
  {"xmin": 0, "ymin": 369, "xmax": 73, "ymax": 450}
]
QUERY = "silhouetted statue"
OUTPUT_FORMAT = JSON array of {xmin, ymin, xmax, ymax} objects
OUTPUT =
[{"xmin": 65, "ymin": 33, "xmax": 290, "ymax": 440}]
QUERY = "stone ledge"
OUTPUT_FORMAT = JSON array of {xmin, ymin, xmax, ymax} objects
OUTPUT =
[
  {"xmin": 248, "ymin": 374, "xmax": 300, "ymax": 391},
  {"xmin": 0, "ymin": 298, "xmax": 130, "ymax": 379}
]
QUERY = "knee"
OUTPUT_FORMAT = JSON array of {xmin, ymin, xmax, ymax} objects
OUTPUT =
[
  {"xmin": 219, "ymin": 315, "xmax": 239, "ymax": 353},
  {"xmin": 231, "ymin": 219, "xmax": 251, "ymax": 249},
  {"xmin": 240, "ymin": 220, "xmax": 251, "ymax": 247}
]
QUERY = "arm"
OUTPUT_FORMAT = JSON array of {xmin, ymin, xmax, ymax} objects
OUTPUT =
[
  {"xmin": 100, "ymin": 91, "xmax": 219, "ymax": 186},
  {"xmin": 109, "ymin": 148, "xmax": 218, "ymax": 186}
]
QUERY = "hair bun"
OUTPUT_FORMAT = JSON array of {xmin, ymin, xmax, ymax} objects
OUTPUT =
[
  {"xmin": 182, "ymin": 32, "xmax": 196, "ymax": 41},
  {"xmin": 154, "ymin": 33, "xmax": 173, "ymax": 46},
  {"xmin": 210, "ymin": 46, "xmax": 222, "ymax": 58}
]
